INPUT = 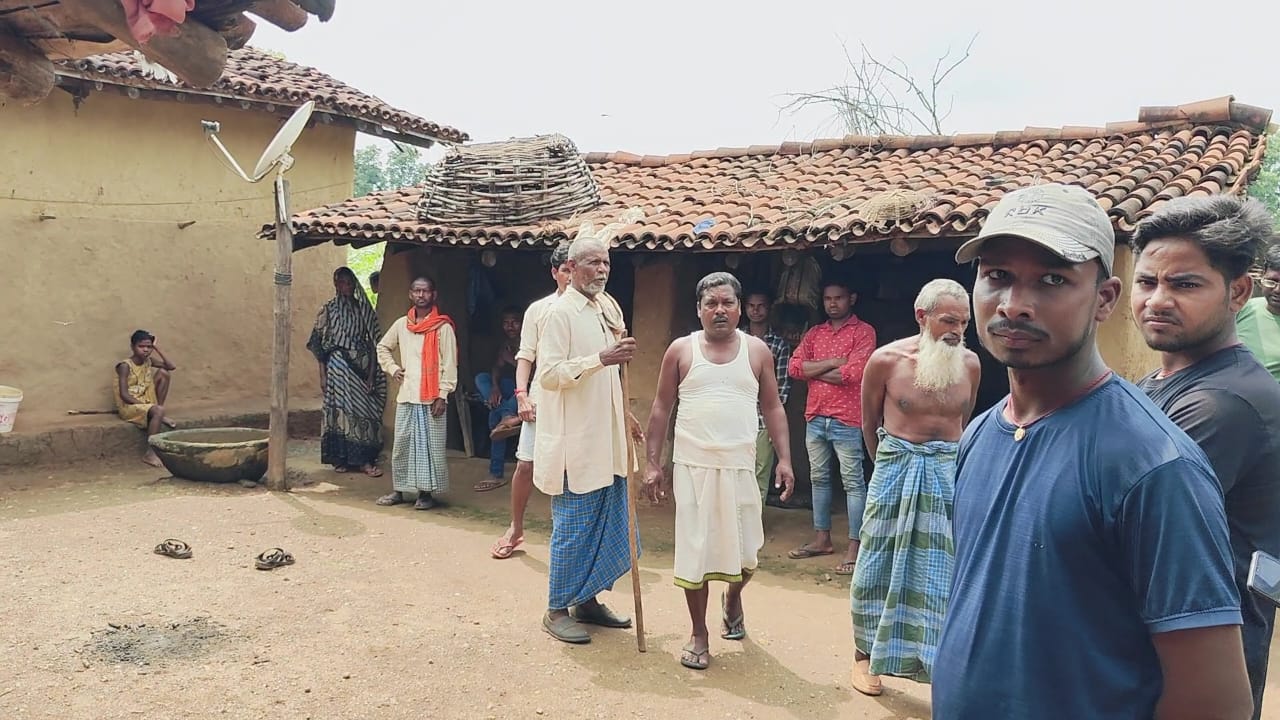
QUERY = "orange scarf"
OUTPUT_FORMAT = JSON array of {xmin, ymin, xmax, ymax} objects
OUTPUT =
[{"xmin": 406, "ymin": 306, "xmax": 454, "ymax": 403}]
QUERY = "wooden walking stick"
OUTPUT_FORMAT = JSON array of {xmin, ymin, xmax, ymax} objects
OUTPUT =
[{"xmin": 619, "ymin": 356, "xmax": 647, "ymax": 653}]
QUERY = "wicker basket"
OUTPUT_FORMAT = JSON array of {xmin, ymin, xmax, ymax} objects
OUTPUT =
[{"xmin": 416, "ymin": 134, "xmax": 601, "ymax": 226}]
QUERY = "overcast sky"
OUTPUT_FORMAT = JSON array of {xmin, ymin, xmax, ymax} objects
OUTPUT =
[{"xmin": 254, "ymin": 0, "xmax": 1276, "ymax": 159}]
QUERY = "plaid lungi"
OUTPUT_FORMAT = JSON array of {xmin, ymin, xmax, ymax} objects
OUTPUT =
[
  {"xmin": 850, "ymin": 428, "xmax": 957, "ymax": 682},
  {"xmin": 391, "ymin": 402, "xmax": 449, "ymax": 494},
  {"xmin": 548, "ymin": 476, "xmax": 636, "ymax": 610}
]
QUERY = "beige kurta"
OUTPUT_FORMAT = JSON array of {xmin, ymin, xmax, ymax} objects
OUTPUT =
[
  {"xmin": 533, "ymin": 287, "xmax": 628, "ymax": 496},
  {"xmin": 516, "ymin": 291, "xmax": 559, "ymax": 406},
  {"xmin": 376, "ymin": 315, "xmax": 458, "ymax": 404}
]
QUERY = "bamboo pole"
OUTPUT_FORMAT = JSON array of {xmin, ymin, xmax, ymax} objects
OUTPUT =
[
  {"xmin": 266, "ymin": 177, "xmax": 293, "ymax": 491},
  {"xmin": 619, "ymin": 358, "xmax": 647, "ymax": 653}
]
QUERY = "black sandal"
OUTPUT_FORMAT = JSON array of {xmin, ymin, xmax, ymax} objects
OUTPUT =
[
  {"xmin": 153, "ymin": 538, "xmax": 192, "ymax": 560},
  {"xmin": 254, "ymin": 548, "xmax": 295, "ymax": 570}
]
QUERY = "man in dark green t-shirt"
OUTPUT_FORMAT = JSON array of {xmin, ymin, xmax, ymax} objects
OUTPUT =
[{"xmin": 1236, "ymin": 243, "xmax": 1280, "ymax": 383}]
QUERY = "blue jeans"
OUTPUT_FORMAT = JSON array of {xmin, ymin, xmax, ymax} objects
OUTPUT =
[
  {"xmin": 475, "ymin": 373, "xmax": 517, "ymax": 477},
  {"xmin": 805, "ymin": 417, "xmax": 866, "ymax": 539}
]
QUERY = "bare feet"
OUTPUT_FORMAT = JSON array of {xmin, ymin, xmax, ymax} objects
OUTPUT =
[
  {"xmin": 161, "ymin": 418, "xmax": 177, "ymax": 429},
  {"xmin": 142, "ymin": 450, "xmax": 163, "ymax": 468}
]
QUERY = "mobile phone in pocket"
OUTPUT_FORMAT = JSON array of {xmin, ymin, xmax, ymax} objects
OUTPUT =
[{"xmin": 1248, "ymin": 550, "xmax": 1280, "ymax": 608}]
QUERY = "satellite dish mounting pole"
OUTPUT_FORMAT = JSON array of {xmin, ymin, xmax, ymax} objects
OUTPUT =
[{"xmin": 266, "ymin": 170, "xmax": 293, "ymax": 492}]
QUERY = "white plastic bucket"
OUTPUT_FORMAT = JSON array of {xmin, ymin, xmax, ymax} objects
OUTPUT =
[{"xmin": 0, "ymin": 386, "xmax": 22, "ymax": 434}]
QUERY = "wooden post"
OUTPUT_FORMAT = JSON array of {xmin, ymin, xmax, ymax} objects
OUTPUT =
[
  {"xmin": 266, "ymin": 177, "xmax": 293, "ymax": 491},
  {"xmin": 619, "ymin": 360, "xmax": 647, "ymax": 653}
]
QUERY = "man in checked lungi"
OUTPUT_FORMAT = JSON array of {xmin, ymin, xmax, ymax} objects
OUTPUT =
[
  {"xmin": 643, "ymin": 272, "xmax": 795, "ymax": 670},
  {"xmin": 375, "ymin": 276, "xmax": 458, "ymax": 511},
  {"xmin": 849, "ymin": 278, "xmax": 980, "ymax": 695},
  {"xmin": 534, "ymin": 234, "xmax": 638, "ymax": 644}
]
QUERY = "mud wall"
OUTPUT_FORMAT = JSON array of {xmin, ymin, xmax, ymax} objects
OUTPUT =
[{"xmin": 0, "ymin": 91, "xmax": 349, "ymax": 424}]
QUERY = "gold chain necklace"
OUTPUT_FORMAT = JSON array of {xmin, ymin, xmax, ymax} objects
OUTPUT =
[{"xmin": 1008, "ymin": 370, "xmax": 1112, "ymax": 442}]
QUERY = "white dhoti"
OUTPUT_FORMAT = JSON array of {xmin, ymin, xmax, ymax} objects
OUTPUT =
[
  {"xmin": 673, "ymin": 463, "xmax": 763, "ymax": 589},
  {"xmin": 671, "ymin": 329, "xmax": 763, "ymax": 591}
]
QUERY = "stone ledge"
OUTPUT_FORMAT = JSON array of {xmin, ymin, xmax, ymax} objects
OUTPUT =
[{"xmin": 0, "ymin": 409, "xmax": 321, "ymax": 469}]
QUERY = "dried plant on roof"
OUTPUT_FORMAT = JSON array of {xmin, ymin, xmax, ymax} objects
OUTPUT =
[
  {"xmin": 416, "ymin": 134, "xmax": 601, "ymax": 226},
  {"xmin": 779, "ymin": 35, "xmax": 976, "ymax": 136}
]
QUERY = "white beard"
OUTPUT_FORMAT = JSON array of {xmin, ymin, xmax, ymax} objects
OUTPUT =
[{"xmin": 914, "ymin": 331, "xmax": 967, "ymax": 393}]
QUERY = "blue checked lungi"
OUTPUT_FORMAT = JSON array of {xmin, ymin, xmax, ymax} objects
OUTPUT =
[
  {"xmin": 391, "ymin": 403, "xmax": 449, "ymax": 494},
  {"xmin": 850, "ymin": 428, "xmax": 957, "ymax": 682},
  {"xmin": 548, "ymin": 476, "xmax": 637, "ymax": 610}
]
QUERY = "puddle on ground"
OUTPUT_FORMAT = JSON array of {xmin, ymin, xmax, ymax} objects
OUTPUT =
[{"xmin": 85, "ymin": 617, "xmax": 233, "ymax": 666}]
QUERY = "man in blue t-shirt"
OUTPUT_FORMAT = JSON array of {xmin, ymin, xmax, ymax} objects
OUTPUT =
[
  {"xmin": 1129, "ymin": 195, "xmax": 1280, "ymax": 720},
  {"xmin": 933, "ymin": 183, "xmax": 1253, "ymax": 720}
]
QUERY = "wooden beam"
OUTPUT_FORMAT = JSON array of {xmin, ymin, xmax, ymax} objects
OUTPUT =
[
  {"xmin": 293, "ymin": 0, "xmax": 335, "ymax": 21},
  {"xmin": 249, "ymin": 0, "xmax": 308, "ymax": 31},
  {"xmin": 0, "ymin": 30, "xmax": 55, "ymax": 103},
  {"xmin": 889, "ymin": 238, "xmax": 919, "ymax": 257},
  {"xmin": 221, "ymin": 13, "xmax": 257, "ymax": 50},
  {"xmin": 61, "ymin": 0, "xmax": 228, "ymax": 87},
  {"xmin": 267, "ymin": 176, "xmax": 294, "ymax": 491}
]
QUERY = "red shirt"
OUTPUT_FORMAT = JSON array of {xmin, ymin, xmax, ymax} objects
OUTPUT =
[{"xmin": 787, "ymin": 315, "xmax": 877, "ymax": 427}]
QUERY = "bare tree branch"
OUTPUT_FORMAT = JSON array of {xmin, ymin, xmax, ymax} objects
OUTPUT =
[{"xmin": 778, "ymin": 34, "xmax": 977, "ymax": 137}]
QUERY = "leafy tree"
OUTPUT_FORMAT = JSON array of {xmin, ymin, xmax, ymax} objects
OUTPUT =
[
  {"xmin": 1248, "ymin": 133, "xmax": 1279, "ymax": 220},
  {"xmin": 348, "ymin": 145, "xmax": 431, "ymax": 298}
]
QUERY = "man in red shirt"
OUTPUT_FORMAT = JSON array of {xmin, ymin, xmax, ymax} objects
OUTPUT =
[{"xmin": 787, "ymin": 280, "xmax": 878, "ymax": 574}]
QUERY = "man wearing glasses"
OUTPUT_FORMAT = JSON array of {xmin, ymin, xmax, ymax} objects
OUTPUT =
[{"xmin": 1237, "ymin": 244, "xmax": 1280, "ymax": 383}]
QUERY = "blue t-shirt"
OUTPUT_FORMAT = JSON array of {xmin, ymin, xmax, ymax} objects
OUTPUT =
[{"xmin": 932, "ymin": 376, "xmax": 1241, "ymax": 719}]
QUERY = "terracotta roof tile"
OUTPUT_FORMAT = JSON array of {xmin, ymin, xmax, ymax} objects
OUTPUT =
[
  {"xmin": 53, "ymin": 47, "xmax": 467, "ymax": 145},
  {"xmin": 287, "ymin": 97, "xmax": 1272, "ymax": 252}
]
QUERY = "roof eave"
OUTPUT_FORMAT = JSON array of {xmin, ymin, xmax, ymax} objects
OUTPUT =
[{"xmin": 53, "ymin": 72, "xmax": 451, "ymax": 148}]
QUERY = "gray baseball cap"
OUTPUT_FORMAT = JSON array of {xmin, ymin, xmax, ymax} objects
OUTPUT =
[{"xmin": 954, "ymin": 183, "xmax": 1115, "ymax": 276}]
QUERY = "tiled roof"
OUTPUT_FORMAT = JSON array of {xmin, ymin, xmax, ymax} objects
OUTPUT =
[
  {"xmin": 287, "ymin": 97, "xmax": 1271, "ymax": 252},
  {"xmin": 53, "ymin": 47, "xmax": 468, "ymax": 145}
]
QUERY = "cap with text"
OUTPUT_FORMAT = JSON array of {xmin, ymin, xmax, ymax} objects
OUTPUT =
[{"xmin": 954, "ymin": 183, "xmax": 1115, "ymax": 276}]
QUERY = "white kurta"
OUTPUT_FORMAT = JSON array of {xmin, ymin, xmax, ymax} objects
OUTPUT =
[
  {"xmin": 533, "ymin": 287, "xmax": 628, "ymax": 496},
  {"xmin": 376, "ymin": 315, "xmax": 458, "ymax": 404},
  {"xmin": 672, "ymin": 331, "xmax": 764, "ymax": 589}
]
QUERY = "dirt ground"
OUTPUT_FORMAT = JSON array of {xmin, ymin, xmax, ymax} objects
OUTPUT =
[{"xmin": 1, "ymin": 442, "xmax": 1277, "ymax": 720}]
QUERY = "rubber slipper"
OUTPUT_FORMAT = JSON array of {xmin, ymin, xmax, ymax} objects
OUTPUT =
[
  {"xmin": 334, "ymin": 466, "xmax": 349, "ymax": 474},
  {"xmin": 375, "ymin": 493, "xmax": 405, "ymax": 506},
  {"xmin": 153, "ymin": 538, "xmax": 192, "ymax": 560},
  {"xmin": 361, "ymin": 465, "xmax": 383, "ymax": 478},
  {"xmin": 491, "ymin": 535, "xmax": 524, "ymax": 559},
  {"xmin": 413, "ymin": 495, "xmax": 437, "ymax": 511},
  {"xmin": 787, "ymin": 546, "xmax": 834, "ymax": 559},
  {"xmin": 680, "ymin": 644, "xmax": 710, "ymax": 670},
  {"xmin": 254, "ymin": 548, "xmax": 295, "ymax": 570},
  {"xmin": 720, "ymin": 591, "xmax": 745, "ymax": 640},
  {"xmin": 834, "ymin": 560, "xmax": 856, "ymax": 575},
  {"xmin": 473, "ymin": 477, "xmax": 509, "ymax": 493}
]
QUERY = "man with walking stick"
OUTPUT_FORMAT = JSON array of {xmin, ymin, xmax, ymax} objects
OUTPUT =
[
  {"xmin": 534, "ymin": 232, "xmax": 639, "ymax": 645},
  {"xmin": 644, "ymin": 272, "xmax": 795, "ymax": 669}
]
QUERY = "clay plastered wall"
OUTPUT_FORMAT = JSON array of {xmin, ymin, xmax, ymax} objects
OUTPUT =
[
  {"xmin": 1098, "ymin": 245, "xmax": 1161, "ymax": 381},
  {"xmin": 0, "ymin": 91, "xmax": 349, "ymax": 423}
]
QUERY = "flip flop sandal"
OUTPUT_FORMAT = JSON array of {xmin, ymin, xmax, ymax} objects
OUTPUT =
[
  {"xmin": 153, "ymin": 538, "xmax": 192, "ymax": 560},
  {"xmin": 254, "ymin": 548, "xmax": 295, "ymax": 570},
  {"xmin": 834, "ymin": 560, "xmax": 857, "ymax": 576},
  {"xmin": 334, "ymin": 466, "xmax": 350, "ymax": 474},
  {"xmin": 473, "ymin": 477, "xmax": 509, "ymax": 493},
  {"xmin": 490, "ymin": 535, "xmax": 524, "ymax": 560},
  {"xmin": 720, "ymin": 592, "xmax": 746, "ymax": 640},
  {"xmin": 680, "ymin": 645, "xmax": 710, "ymax": 670},
  {"xmin": 413, "ymin": 495, "xmax": 437, "ymax": 511},
  {"xmin": 375, "ymin": 493, "xmax": 405, "ymax": 506},
  {"xmin": 787, "ymin": 546, "xmax": 834, "ymax": 560},
  {"xmin": 361, "ymin": 466, "xmax": 384, "ymax": 478}
]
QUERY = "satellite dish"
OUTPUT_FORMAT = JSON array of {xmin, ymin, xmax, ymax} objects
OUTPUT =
[
  {"xmin": 200, "ymin": 100, "xmax": 316, "ymax": 184},
  {"xmin": 253, "ymin": 100, "xmax": 315, "ymax": 178}
]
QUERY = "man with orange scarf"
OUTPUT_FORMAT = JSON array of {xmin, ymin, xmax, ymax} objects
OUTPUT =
[{"xmin": 376, "ymin": 276, "xmax": 458, "ymax": 510}]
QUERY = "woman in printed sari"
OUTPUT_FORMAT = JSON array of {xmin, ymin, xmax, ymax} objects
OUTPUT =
[{"xmin": 307, "ymin": 267, "xmax": 387, "ymax": 476}]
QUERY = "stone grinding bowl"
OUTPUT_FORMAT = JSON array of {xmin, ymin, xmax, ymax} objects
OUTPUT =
[{"xmin": 148, "ymin": 427, "xmax": 269, "ymax": 483}]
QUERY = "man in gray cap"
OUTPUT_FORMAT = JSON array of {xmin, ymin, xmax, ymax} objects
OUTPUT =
[{"xmin": 931, "ymin": 183, "xmax": 1252, "ymax": 719}]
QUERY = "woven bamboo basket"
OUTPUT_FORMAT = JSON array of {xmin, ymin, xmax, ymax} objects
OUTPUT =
[{"xmin": 416, "ymin": 134, "xmax": 601, "ymax": 226}]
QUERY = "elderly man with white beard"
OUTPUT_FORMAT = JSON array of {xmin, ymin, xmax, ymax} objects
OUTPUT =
[{"xmin": 847, "ymin": 278, "xmax": 981, "ymax": 696}]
